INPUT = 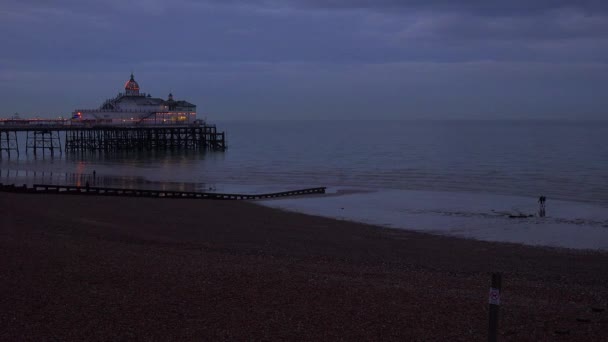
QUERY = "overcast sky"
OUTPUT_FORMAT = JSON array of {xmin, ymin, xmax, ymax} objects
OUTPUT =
[{"xmin": 1, "ymin": 0, "xmax": 607, "ymax": 120}]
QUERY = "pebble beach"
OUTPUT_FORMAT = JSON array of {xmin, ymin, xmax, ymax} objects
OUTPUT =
[{"xmin": 1, "ymin": 192, "xmax": 607, "ymax": 341}]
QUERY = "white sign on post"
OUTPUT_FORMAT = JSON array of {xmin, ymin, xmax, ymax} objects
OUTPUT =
[{"xmin": 488, "ymin": 288, "xmax": 500, "ymax": 305}]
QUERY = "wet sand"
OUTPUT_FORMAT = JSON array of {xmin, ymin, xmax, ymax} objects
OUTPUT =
[{"xmin": 1, "ymin": 192, "xmax": 607, "ymax": 341}]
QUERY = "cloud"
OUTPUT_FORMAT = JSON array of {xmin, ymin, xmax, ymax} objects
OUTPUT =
[
  {"xmin": 1, "ymin": 0, "xmax": 607, "ymax": 119},
  {"xmin": 197, "ymin": 0, "xmax": 608, "ymax": 15},
  {"xmin": 391, "ymin": 9, "xmax": 608, "ymax": 42}
]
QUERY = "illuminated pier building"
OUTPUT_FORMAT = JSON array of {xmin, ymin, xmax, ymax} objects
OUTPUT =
[{"xmin": 72, "ymin": 74, "xmax": 197, "ymax": 125}]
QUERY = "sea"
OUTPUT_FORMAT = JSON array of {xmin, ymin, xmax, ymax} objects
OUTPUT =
[{"xmin": 2, "ymin": 120, "xmax": 607, "ymax": 250}]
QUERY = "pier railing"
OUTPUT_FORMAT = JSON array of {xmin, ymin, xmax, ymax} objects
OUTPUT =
[{"xmin": 0, "ymin": 183, "xmax": 326, "ymax": 200}]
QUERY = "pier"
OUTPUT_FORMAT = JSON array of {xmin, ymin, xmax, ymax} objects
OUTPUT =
[
  {"xmin": 1, "ymin": 74, "xmax": 226, "ymax": 156},
  {"xmin": 63, "ymin": 125, "xmax": 225, "ymax": 152},
  {"xmin": 0, "ymin": 120, "xmax": 226, "ymax": 156}
]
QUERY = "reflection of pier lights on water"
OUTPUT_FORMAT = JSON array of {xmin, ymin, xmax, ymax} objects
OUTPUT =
[
  {"xmin": 0, "ymin": 167, "xmax": 212, "ymax": 193},
  {"xmin": 0, "ymin": 168, "xmax": 98, "ymax": 187},
  {"xmin": 25, "ymin": 130, "xmax": 63, "ymax": 156},
  {"xmin": 0, "ymin": 169, "xmax": 59, "ymax": 184},
  {"xmin": 0, "ymin": 131, "xmax": 19, "ymax": 158}
]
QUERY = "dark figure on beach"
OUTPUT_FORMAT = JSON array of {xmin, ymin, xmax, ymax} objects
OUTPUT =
[
  {"xmin": 85, "ymin": 181, "xmax": 90, "ymax": 192},
  {"xmin": 93, "ymin": 170, "xmax": 96, "ymax": 179},
  {"xmin": 538, "ymin": 195, "xmax": 546, "ymax": 217}
]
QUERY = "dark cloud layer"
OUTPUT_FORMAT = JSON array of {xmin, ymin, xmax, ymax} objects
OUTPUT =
[
  {"xmin": 0, "ymin": 0, "xmax": 607, "ymax": 119},
  {"xmin": 209, "ymin": 0, "xmax": 608, "ymax": 14}
]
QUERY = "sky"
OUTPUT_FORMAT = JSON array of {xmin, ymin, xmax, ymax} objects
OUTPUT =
[{"xmin": 0, "ymin": 0, "xmax": 607, "ymax": 120}]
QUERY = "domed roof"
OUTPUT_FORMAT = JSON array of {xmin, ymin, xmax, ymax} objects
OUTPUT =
[{"xmin": 124, "ymin": 73, "xmax": 140, "ymax": 93}]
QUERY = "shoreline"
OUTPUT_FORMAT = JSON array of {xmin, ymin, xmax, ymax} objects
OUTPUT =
[
  {"xmin": 262, "ymin": 202, "xmax": 608, "ymax": 255},
  {"xmin": 261, "ymin": 187, "xmax": 608, "ymax": 251},
  {"xmin": 1, "ymin": 192, "xmax": 607, "ymax": 340}
]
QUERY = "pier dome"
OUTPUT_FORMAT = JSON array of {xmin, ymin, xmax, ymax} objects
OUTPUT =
[
  {"xmin": 124, "ymin": 73, "xmax": 140, "ymax": 96},
  {"xmin": 73, "ymin": 73, "xmax": 196, "ymax": 125}
]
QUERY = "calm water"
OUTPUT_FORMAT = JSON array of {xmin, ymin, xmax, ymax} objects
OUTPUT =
[{"xmin": 1, "ymin": 120, "xmax": 607, "ymax": 206}]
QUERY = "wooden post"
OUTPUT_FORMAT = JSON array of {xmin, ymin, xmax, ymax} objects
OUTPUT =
[{"xmin": 488, "ymin": 273, "xmax": 502, "ymax": 342}]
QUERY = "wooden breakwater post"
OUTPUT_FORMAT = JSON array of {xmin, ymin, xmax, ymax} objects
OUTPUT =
[
  {"xmin": 12, "ymin": 184, "xmax": 327, "ymax": 201},
  {"xmin": 488, "ymin": 273, "xmax": 502, "ymax": 342}
]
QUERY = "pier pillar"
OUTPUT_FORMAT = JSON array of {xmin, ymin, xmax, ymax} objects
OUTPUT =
[
  {"xmin": 26, "ymin": 130, "xmax": 62, "ymax": 156},
  {"xmin": 0, "ymin": 131, "xmax": 19, "ymax": 158}
]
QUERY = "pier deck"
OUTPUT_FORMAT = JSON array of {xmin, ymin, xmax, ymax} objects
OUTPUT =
[{"xmin": 0, "ymin": 123, "xmax": 226, "ymax": 155}]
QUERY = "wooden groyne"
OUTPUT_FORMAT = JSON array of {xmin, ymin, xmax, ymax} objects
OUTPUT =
[{"xmin": 0, "ymin": 183, "xmax": 326, "ymax": 200}]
